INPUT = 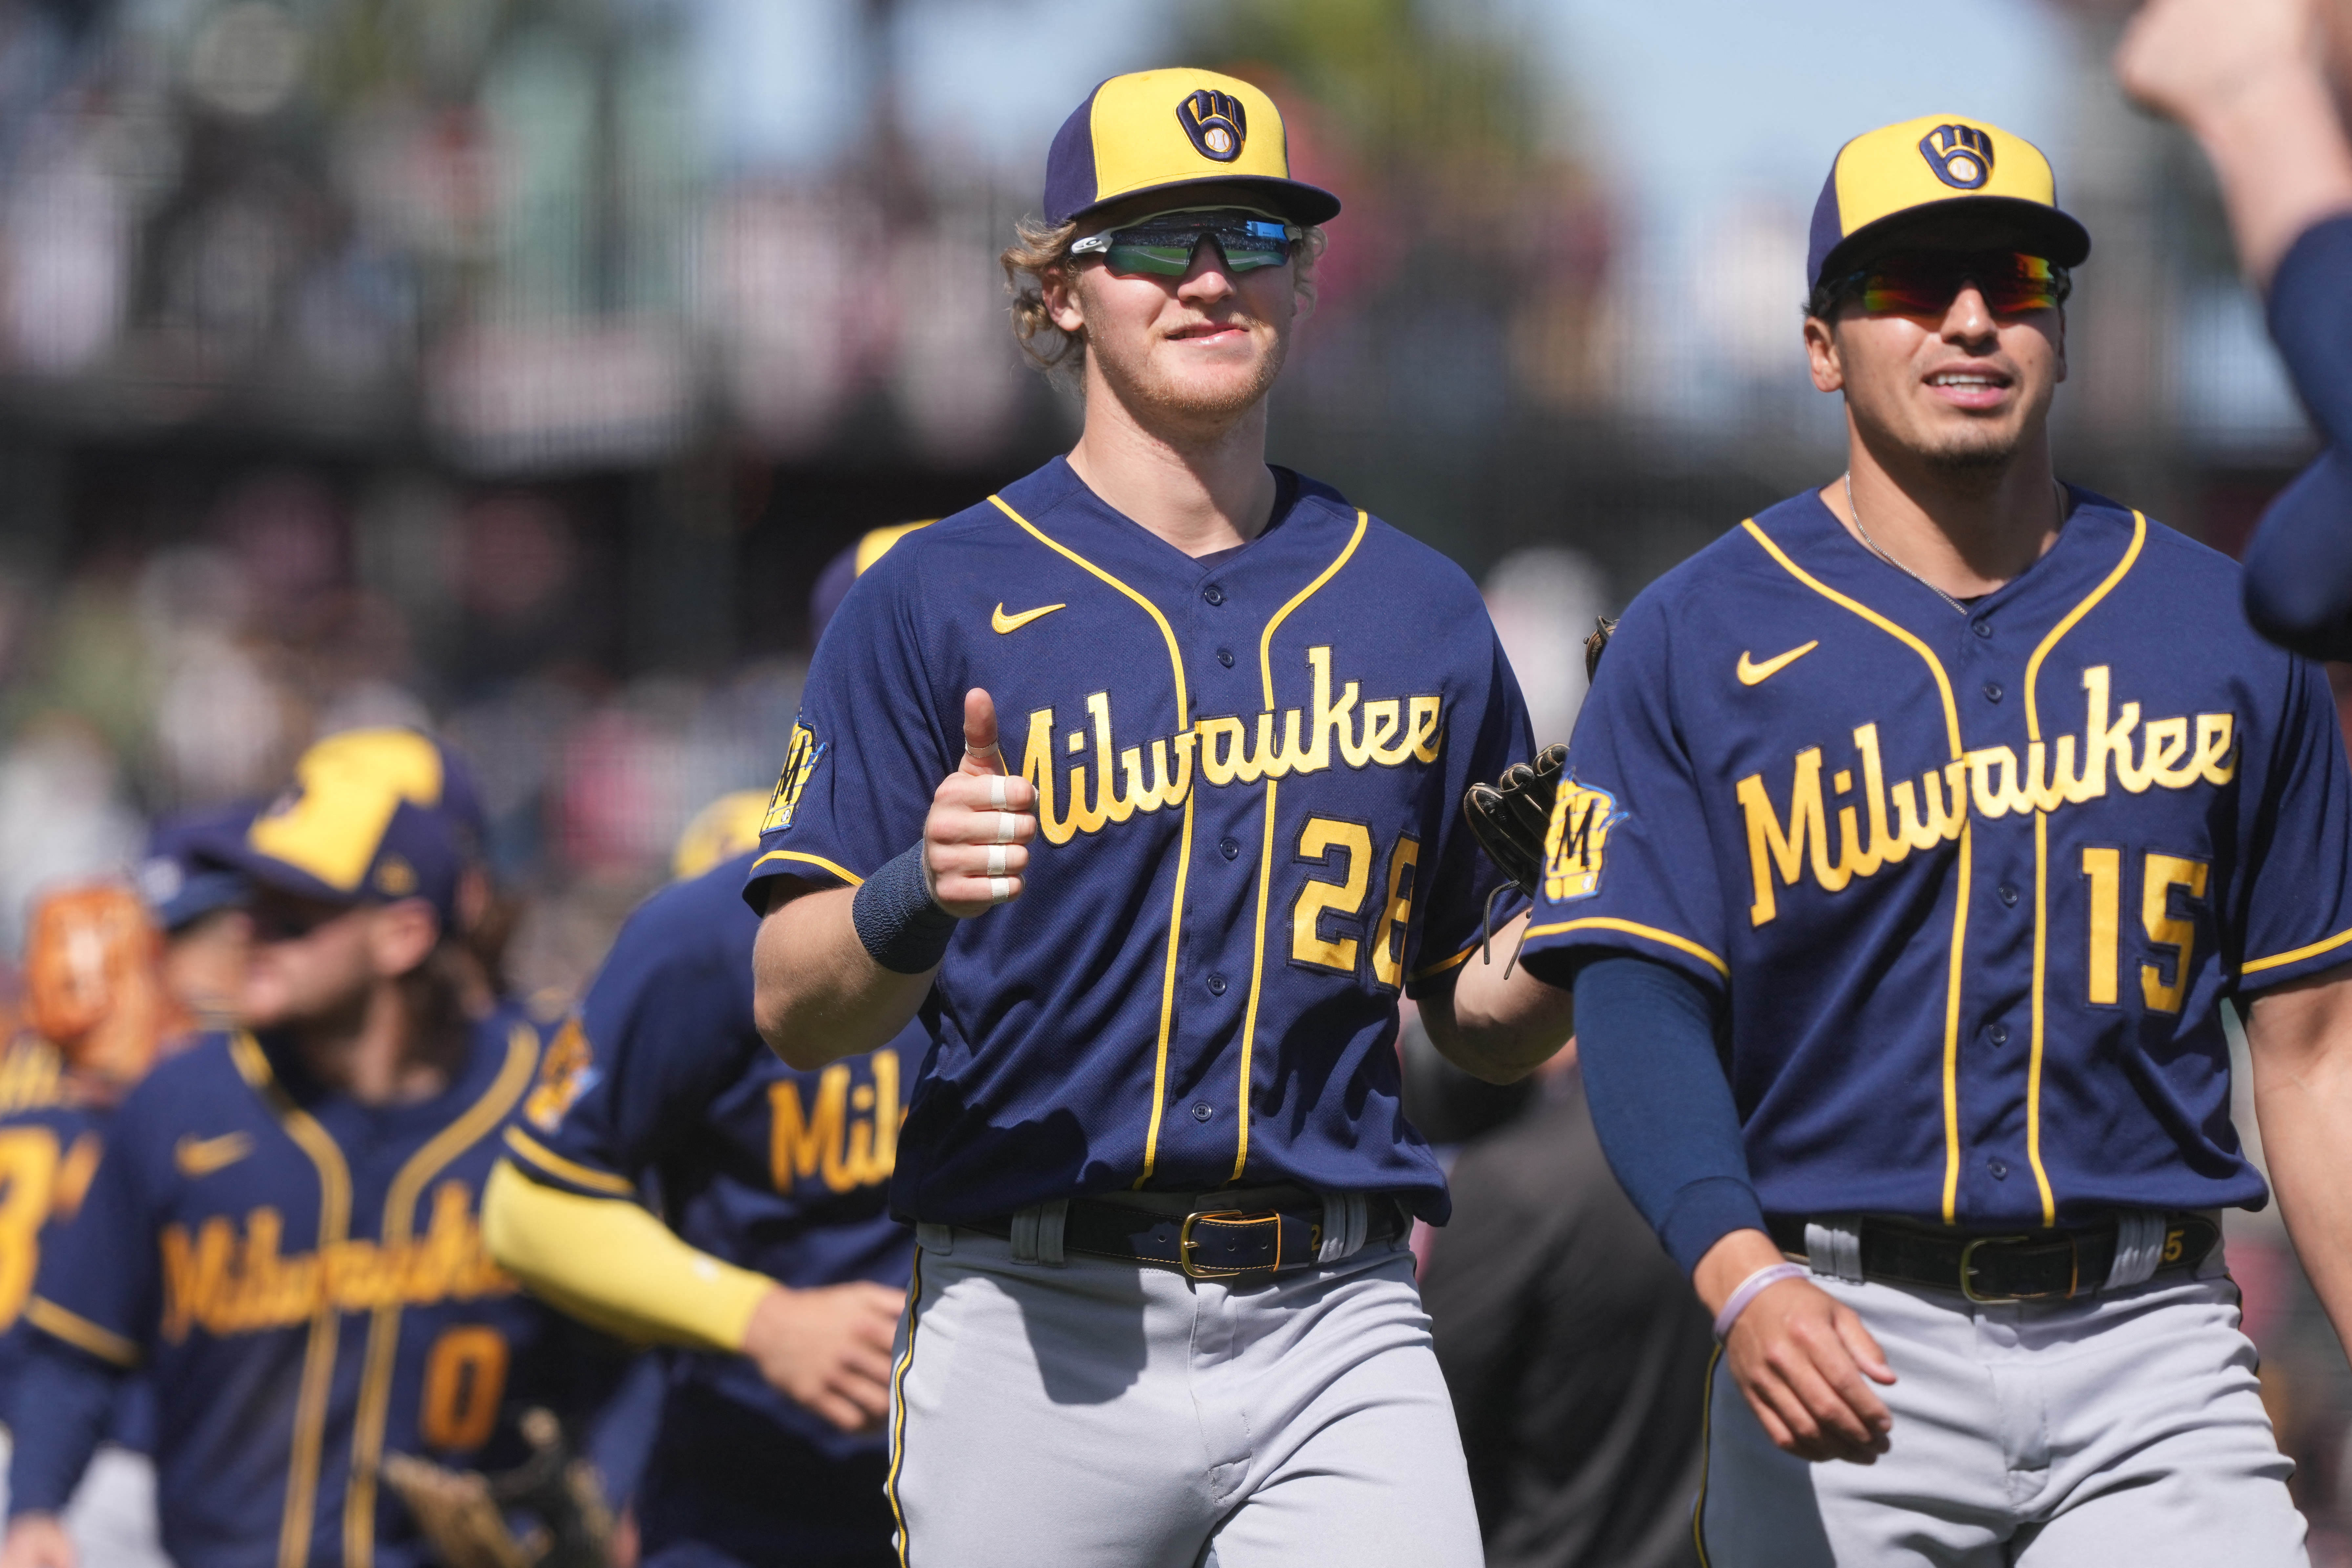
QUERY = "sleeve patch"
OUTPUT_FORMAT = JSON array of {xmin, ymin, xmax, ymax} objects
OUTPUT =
[
  {"xmin": 760, "ymin": 721, "xmax": 827, "ymax": 835},
  {"xmin": 1542, "ymin": 775, "xmax": 1623, "ymax": 903},
  {"xmin": 522, "ymin": 1017, "xmax": 599, "ymax": 1133}
]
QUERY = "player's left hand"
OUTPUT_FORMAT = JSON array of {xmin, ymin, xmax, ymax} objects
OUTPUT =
[
  {"xmin": 1462, "ymin": 743, "xmax": 1568, "ymax": 896},
  {"xmin": 742, "ymin": 1280, "xmax": 907, "ymax": 1433}
]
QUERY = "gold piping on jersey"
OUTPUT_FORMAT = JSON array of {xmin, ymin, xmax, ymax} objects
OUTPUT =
[
  {"xmin": 503, "ymin": 1125, "xmax": 638, "ymax": 1195},
  {"xmin": 231, "ymin": 1031, "xmax": 352, "ymax": 1568},
  {"xmin": 1232, "ymin": 511, "xmax": 1369, "ymax": 1181},
  {"xmin": 748, "ymin": 849, "xmax": 866, "ymax": 889},
  {"xmin": 1522, "ymin": 916, "xmax": 1730, "ymax": 978},
  {"xmin": 885, "ymin": 1245, "xmax": 925, "ymax": 1567},
  {"xmin": 1738, "ymin": 518, "xmax": 1974, "ymax": 1224},
  {"xmin": 2021, "ymin": 509, "xmax": 2147, "ymax": 1228},
  {"xmin": 344, "ymin": 1023, "xmax": 538, "ymax": 1568},
  {"xmin": 986, "ymin": 493, "xmax": 1197, "ymax": 1187},
  {"xmin": 23, "ymin": 1294, "xmax": 138, "ymax": 1366},
  {"xmin": 2244, "ymin": 923, "xmax": 2352, "ymax": 974},
  {"xmin": 1692, "ymin": 1340, "xmax": 1724, "ymax": 1568}
]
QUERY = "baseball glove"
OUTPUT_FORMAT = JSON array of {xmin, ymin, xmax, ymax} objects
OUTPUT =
[
  {"xmin": 381, "ymin": 1409, "xmax": 615, "ymax": 1568},
  {"xmin": 1462, "ymin": 743, "xmax": 1568, "ymax": 900},
  {"xmin": 22, "ymin": 882, "xmax": 181, "ymax": 1091},
  {"xmin": 1585, "ymin": 614, "xmax": 1619, "ymax": 682}
]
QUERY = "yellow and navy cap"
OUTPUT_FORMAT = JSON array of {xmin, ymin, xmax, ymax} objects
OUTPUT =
[
  {"xmin": 671, "ymin": 789, "xmax": 769, "ymax": 881},
  {"xmin": 1044, "ymin": 68, "xmax": 1340, "ymax": 228},
  {"xmin": 193, "ymin": 728, "xmax": 485, "ymax": 926},
  {"xmin": 1808, "ymin": 114, "xmax": 2089, "ymax": 293}
]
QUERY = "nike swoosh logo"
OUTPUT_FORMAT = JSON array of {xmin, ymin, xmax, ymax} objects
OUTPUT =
[
  {"xmin": 991, "ymin": 602, "xmax": 1066, "ymax": 634},
  {"xmin": 175, "ymin": 1132, "xmax": 253, "ymax": 1179},
  {"xmin": 1737, "ymin": 641, "xmax": 1820, "ymax": 686}
]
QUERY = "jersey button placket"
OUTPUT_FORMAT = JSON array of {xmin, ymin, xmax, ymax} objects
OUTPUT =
[{"xmin": 1203, "ymin": 583, "xmax": 1226, "ymax": 606}]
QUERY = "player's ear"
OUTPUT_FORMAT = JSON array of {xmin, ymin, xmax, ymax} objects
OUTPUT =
[
  {"xmin": 1043, "ymin": 262, "xmax": 1086, "ymax": 336},
  {"xmin": 2051, "ymin": 307, "xmax": 2068, "ymax": 386},
  {"xmin": 1803, "ymin": 313, "xmax": 1844, "ymax": 394},
  {"xmin": 368, "ymin": 898, "xmax": 443, "ymax": 980}
]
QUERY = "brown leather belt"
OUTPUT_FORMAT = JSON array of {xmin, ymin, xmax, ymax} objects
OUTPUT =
[
  {"xmin": 1765, "ymin": 1212, "xmax": 2221, "ymax": 1304},
  {"xmin": 965, "ymin": 1193, "xmax": 1410, "ymax": 1282}
]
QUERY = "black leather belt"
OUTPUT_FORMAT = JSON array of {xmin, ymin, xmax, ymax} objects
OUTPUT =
[
  {"xmin": 1765, "ymin": 1212, "xmax": 2221, "ymax": 1304},
  {"xmin": 966, "ymin": 1194, "xmax": 1409, "ymax": 1281}
]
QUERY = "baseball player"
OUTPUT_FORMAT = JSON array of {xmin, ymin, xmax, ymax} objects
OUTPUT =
[
  {"xmin": 745, "ymin": 67, "xmax": 1573, "ymax": 1567},
  {"xmin": 484, "ymin": 799, "xmax": 920, "ymax": 1568},
  {"xmin": 485, "ymin": 525, "xmax": 932, "ymax": 1568},
  {"xmin": 1509, "ymin": 115, "xmax": 2352, "ymax": 1564},
  {"xmin": 2118, "ymin": 0, "xmax": 2352, "ymax": 660},
  {"xmin": 1, "ymin": 729, "xmax": 615, "ymax": 1568},
  {"xmin": 0, "ymin": 881, "xmax": 186, "ymax": 1568}
]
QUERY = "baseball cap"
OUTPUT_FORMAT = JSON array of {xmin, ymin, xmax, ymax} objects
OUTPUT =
[
  {"xmin": 672, "ymin": 789, "xmax": 770, "ymax": 881},
  {"xmin": 810, "ymin": 520, "xmax": 932, "ymax": 643},
  {"xmin": 195, "ymin": 728, "xmax": 485, "ymax": 928},
  {"xmin": 1807, "ymin": 114, "xmax": 2090, "ymax": 295},
  {"xmin": 135, "ymin": 802, "xmax": 258, "ymax": 932},
  {"xmin": 1045, "ymin": 68, "xmax": 1340, "ymax": 228}
]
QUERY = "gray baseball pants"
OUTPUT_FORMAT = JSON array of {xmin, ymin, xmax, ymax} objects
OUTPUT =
[
  {"xmin": 884, "ymin": 1219, "xmax": 1482, "ymax": 1567},
  {"xmin": 1697, "ymin": 1246, "xmax": 2306, "ymax": 1566}
]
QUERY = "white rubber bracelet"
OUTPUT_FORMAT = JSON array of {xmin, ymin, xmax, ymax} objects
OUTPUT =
[
  {"xmin": 986, "ymin": 774, "xmax": 1009, "ymax": 807},
  {"xmin": 987, "ymin": 843, "xmax": 1008, "ymax": 876},
  {"xmin": 993, "ymin": 811, "xmax": 1017, "ymax": 844},
  {"xmin": 989, "ymin": 876, "xmax": 1013, "ymax": 904},
  {"xmin": 1713, "ymin": 1261, "xmax": 1811, "ymax": 1341}
]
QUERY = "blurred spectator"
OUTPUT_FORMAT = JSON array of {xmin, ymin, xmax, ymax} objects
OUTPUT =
[{"xmin": 1422, "ymin": 1045, "xmax": 1713, "ymax": 1568}]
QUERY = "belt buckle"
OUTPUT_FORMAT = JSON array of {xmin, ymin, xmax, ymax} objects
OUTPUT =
[
  {"xmin": 1179, "ymin": 1208, "xmax": 1278, "ymax": 1280},
  {"xmin": 1958, "ymin": 1234, "xmax": 2029, "ymax": 1304}
]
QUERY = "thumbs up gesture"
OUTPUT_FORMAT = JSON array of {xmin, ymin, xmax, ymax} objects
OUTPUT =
[{"xmin": 923, "ymin": 689, "xmax": 1039, "ymax": 918}]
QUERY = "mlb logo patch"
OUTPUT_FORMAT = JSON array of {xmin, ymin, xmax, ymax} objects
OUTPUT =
[
  {"xmin": 1543, "ymin": 777, "xmax": 1622, "ymax": 903},
  {"xmin": 761, "ymin": 722, "xmax": 826, "ymax": 835}
]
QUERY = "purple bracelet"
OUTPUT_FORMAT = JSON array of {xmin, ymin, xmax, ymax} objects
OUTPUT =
[{"xmin": 1712, "ymin": 1261, "xmax": 1811, "ymax": 1341}]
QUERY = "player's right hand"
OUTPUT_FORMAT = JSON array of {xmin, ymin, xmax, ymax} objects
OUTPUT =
[
  {"xmin": 924, "ymin": 688, "xmax": 1038, "ymax": 919},
  {"xmin": 742, "ymin": 1280, "xmax": 908, "ymax": 1434},
  {"xmin": 0, "ymin": 1514, "xmax": 76, "ymax": 1568},
  {"xmin": 1723, "ymin": 1276, "xmax": 1897, "ymax": 1465}
]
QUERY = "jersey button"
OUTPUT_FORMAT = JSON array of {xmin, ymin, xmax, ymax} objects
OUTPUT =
[
  {"xmin": 1203, "ymin": 584, "xmax": 1227, "ymax": 606},
  {"xmin": 1988, "ymin": 1022, "xmax": 2010, "ymax": 1046},
  {"xmin": 1983, "ymin": 681, "xmax": 2004, "ymax": 703},
  {"xmin": 1973, "ymin": 619, "xmax": 1993, "ymax": 639},
  {"xmin": 1219, "ymin": 836, "xmax": 1241, "ymax": 860},
  {"xmin": 1192, "ymin": 1101, "xmax": 1215, "ymax": 1122},
  {"xmin": 1988, "ymin": 1158, "xmax": 2009, "ymax": 1180},
  {"xmin": 1207, "ymin": 972, "xmax": 1229, "ymax": 995},
  {"xmin": 1217, "ymin": 647, "xmax": 1235, "ymax": 667},
  {"xmin": 1998, "ymin": 884, "xmax": 2019, "ymax": 907}
]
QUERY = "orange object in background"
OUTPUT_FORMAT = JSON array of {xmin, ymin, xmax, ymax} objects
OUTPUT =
[{"xmin": 21, "ymin": 883, "xmax": 190, "ymax": 1094}]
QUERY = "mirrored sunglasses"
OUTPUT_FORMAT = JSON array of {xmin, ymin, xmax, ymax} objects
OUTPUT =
[
  {"xmin": 1069, "ymin": 209, "xmax": 1302, "ymax": 278},
  {"xmin": 1837, "ymin": 251, "xmax": 2070, "ymax": 318}
]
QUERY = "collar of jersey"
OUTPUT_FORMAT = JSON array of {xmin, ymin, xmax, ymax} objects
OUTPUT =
[
  {"xmin": 1775, "ymin": 482, "xmax": 2108, "ymax": 619},
  {"xmin": 1029, "ymin": 454, "xmax": 1318, "ymax": 575}
]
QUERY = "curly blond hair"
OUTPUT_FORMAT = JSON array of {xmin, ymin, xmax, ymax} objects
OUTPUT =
[{"xmin": 1001, "ymin": 214, "xmax": 1326, "ymax": 382}]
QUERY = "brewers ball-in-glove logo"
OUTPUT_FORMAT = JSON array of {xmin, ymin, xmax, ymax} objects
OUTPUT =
[
  {"xmin": 1918, "ymin": 123, "xmax": 1994, "ymax": 189},
  {"xmin": 524, "ymin": 1016, "xmax": 599, "ymax": 1132},
  {"xmin": 761, "ymin": 721, "xmax": 826, "ymax": 835},
  {"xmin": 1542, "ymin": 775, "xmax": 1623, "ymax": 903},
  {"xmin": 1177, "ymin": 88, "xmax": 1247, "ymax": 162}
]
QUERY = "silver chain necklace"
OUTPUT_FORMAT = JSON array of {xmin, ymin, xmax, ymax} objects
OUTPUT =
[{"xmin": 1842, "ymin": 471, "xmax": 2067, "ymax": 617}]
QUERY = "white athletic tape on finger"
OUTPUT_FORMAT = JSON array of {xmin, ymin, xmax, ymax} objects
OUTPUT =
[
  {"xmin": 987, "ymin": 843, "xmax": 1008, "ymax": 877},
  {"xmin": 989, "ymin": 876, "xmax": 1013, "ymax": 904},
  {"xmin": 988, "ymin": 775, "xmax": 1009, "ymax": 809},
  {"xmin": 993, "ymin": 811, "xmax": 1017, "ymax": 844}
]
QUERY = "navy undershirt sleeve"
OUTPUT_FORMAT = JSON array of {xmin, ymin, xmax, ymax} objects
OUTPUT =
[
  {"xmin": 2244, "ymin": 215, "xmax": 2352, "ymax": 661},
  {"xmin": 1569, "ymin": 952, "xmax": 1765, "ymax": 1276},
  {"xmin": 7, "ymin": 1339, "xmax": 118, "ymax": 1516}
]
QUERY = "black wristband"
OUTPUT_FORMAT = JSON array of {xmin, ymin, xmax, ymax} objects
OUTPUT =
[{"xmin": 851, "ymin": 842, "xmax": 959, "ymax": 974}]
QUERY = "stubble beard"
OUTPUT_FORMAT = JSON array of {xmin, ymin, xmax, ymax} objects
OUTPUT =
[{"xmin": 1091, "ymin": 318, "xmax": 1288, "ymax": 441}]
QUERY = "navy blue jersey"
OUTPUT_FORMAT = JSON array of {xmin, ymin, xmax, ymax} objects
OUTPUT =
[
  {"xmin": 22, "ymin": 1009, "xmax": 580, "ymax": 1568},
  {"xmin": 0, "ymin": 1037, "xmax": 150, "ymax": 1453},
  {"xmin": 500, "ymin": 850, "xmax": 914, "ymax": 1564},
  {"xmin": 744, "ymin": 458, "xmax": 1532, "ymax": 1223},
  {"xmin": 1523, "ymin": 488, "xmax": 2352, "ymax": 1230}
]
